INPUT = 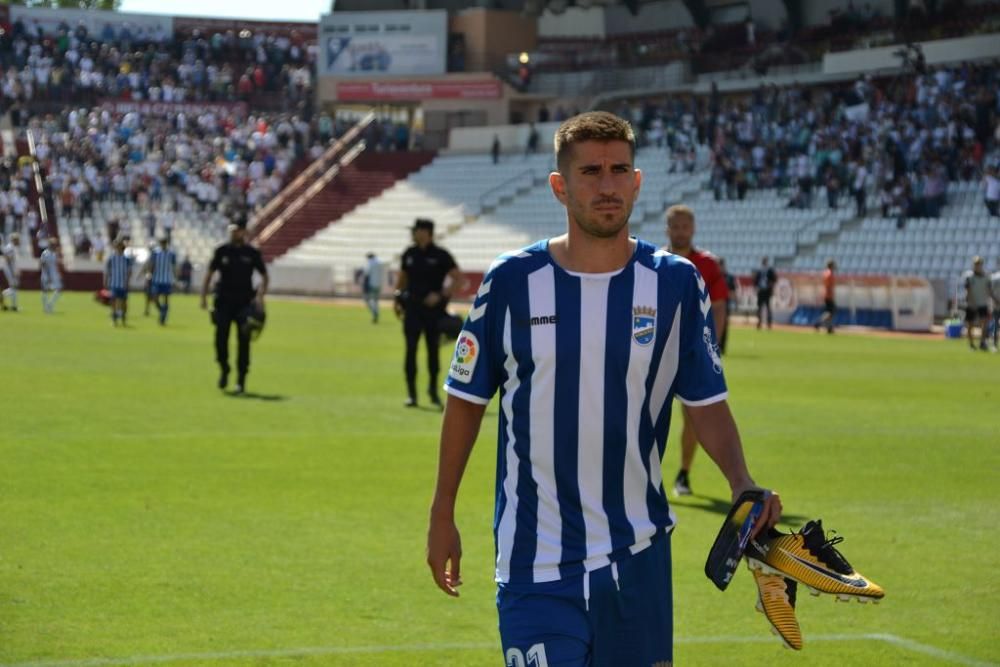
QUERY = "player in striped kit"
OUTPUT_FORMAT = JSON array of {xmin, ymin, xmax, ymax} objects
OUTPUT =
[
  {"xmin": 427, "ymin": 113, "xmax": 781, "ymax": 666},
  {"xmin": 1, "ymin": 232, "xmax": 19, "ymax": 311},
  {"xmin": 105, "ymin": 237, "xmax": 133, "ymax": 326},
  {"xmin": 39, "ymin": 240, "xmax": 62, "ymax": 314},
  {"xmin": 147, "ymin": 236, "xmax": 177, "ymax": 325}
]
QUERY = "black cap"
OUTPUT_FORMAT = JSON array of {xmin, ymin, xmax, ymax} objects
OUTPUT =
[{"xmin": 412, "ymin": 218, "xmax": 434, "ymax": 233}]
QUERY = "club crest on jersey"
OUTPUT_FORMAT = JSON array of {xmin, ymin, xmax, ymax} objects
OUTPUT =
[
  {"xmin": 632, "ymin": 305, "xmax": 656, "ymax": 346},
  {"xmin": 449, "ymin": 332, "xmax": 479, "ymax": 383}
]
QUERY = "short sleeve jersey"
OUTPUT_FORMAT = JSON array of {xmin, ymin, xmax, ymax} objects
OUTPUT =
[
  {"xmin": 209, "ymin": 242, "xmax": 267, "ymax": 301},
  {"xmin": 401, "ymin": 243, "xmax": 457, "ymax": 307},
  {"xmin": 444, "ymin": 240, "xmax": 727, "ymax": 585},
  {"xmin": 687, "ymin": 248, "xmax": 729, "ymax": 303}
]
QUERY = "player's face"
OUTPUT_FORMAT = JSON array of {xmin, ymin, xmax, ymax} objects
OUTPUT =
[
  {"xmin": 550, "ymin": 140, "xmax": 640, "ymax": 240},
  {"xmin": 666, "ymin": 213, "xmax": 695, "ymax": 252}
]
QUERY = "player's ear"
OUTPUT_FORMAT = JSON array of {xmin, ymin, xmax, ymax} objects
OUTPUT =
[
  {"xmin": 549, "ymin": 171, "xmax": 567, "ymax": 204},
  {"xmin": 632, "ymin": 168, "xmax": 642, "ymax": 198}
]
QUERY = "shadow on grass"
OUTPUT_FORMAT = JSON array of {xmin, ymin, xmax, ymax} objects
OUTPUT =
[{"xmin": 224, "ymin": 391, "xmax": 288, "ymax": 401}]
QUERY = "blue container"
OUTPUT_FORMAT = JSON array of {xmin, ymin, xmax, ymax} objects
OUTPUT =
[{"xmin": 944, "ymin": 322, "xmax": 963, "ymax": 339}]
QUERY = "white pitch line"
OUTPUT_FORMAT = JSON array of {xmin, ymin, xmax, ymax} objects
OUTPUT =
[
  {"xmin": 872, "ymin": 633, "xmax": 998, "ymax": 667},
  {"xmin": 2, "ymin": 633, "xmax": 995, "ymax": 667}
]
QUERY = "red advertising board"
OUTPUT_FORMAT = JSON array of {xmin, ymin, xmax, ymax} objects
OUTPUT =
[{"xmin": 336, "ymin": 80, "xmax": 501, "ymax": 101}]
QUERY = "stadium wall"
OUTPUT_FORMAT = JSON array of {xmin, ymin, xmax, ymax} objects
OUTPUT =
[{"xmin": 823, "ymin": 32, "xmax": 1000, "ymax": 74}]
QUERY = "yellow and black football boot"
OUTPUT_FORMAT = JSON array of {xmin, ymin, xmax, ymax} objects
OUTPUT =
[
  {"xmin": 750, "ymin": 566, "xmax": 803, "ymax": 650},
  {"xmin": 745, "ymin": 520, "xmax": 884, "ymax": 603}
]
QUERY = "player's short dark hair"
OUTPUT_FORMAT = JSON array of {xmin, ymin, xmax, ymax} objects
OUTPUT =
[{"xmin": 554, "ymin": 111, "xmax": 636, "ymax": 173}]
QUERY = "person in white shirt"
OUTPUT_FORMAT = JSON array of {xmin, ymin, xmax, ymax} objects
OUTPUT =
[
  {"xmin": 990, "ymin": 263, "xmax": 1000, "ymax": 351},
  {"xmin": 362, "ymin": 251, "xmax": 383, "ymax": 323},
  {"xmin": 1, "ymin": 232, "xmax": 19, "ymax": 311},
  {"xmin": 984, "ymin": 165, "xmax": 999, "ymax": 217},
  {"xmin": 39, "ymin": 240, "xmax": 62, "ymax": 314}
]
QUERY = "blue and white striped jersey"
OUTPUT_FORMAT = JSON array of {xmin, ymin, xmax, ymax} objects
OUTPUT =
[
  {"xmin": 150, "ymin": 247, "xmax": 176, "ymax": 284},
  {"xmin": 39, "ymin": 248, "xmax": 60, "ymax": 285},
  {"xmin": 444, "ymin": 239, "xmax": 727, "ymax": 585},
  {"xmin": 105, "ymin": 253, "xmax": 132, "ymax": 290}
]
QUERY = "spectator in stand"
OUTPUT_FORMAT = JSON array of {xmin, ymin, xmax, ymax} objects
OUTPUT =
[{"xmin": 985, "ymin": 164, "xmax": 1000, "ymax": 217}]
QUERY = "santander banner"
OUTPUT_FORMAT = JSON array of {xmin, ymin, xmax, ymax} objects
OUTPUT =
[{"xmin": 336, "ymin": 80, "xmax": 501, "ymax": 101}]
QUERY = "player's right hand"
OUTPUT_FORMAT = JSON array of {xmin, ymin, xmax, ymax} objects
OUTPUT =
[{"xmin": 427, "ymin": 514, "xmax": 462, "ymax": 597}]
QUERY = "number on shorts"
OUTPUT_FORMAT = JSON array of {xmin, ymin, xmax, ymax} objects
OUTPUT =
[{"xmin": 505, "ymin": 643, "xmax": 549, "ymax": 667}]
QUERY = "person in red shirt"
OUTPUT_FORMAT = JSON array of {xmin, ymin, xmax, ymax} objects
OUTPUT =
[
  {"xmin": 815, "ymin": 259, "xmax": 837, "ymax": 333},
  {"xmin": 663, "ymin": 204, "xmax": 729, "ymax": 496}
]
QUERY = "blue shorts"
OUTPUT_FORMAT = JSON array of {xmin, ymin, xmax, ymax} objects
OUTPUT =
[
  {"xmin": 110, "ymin": 288, "xmax": 128, "ymax": 300},
  {"xmin": 153, "ymin": 283, "xmax": 173, "ymax": 296},
  {"xmin": 497, "ymin": 533, "xmax": 673, "ymax": 667}
]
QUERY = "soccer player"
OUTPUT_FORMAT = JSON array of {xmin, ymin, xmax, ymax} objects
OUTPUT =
[
  {"xmin": 962, "ymin": 256, "xmax": 991, "ymax": 351},
  {"xmin": 362, "ymin": 251, "xmax": 382, "ymax": 323},
  {"xmin": 990, "ymin": 261, "xmax": 1000, "ymax": 352},
  {"xmin": 39, "ymin": 240, "xmax": 62, "ymax": 314},
  {"xmin": 148, "ymin": 236, "xmax": 177, "ymax": 325},
  {"xmin": 814, "ymin": 259, "xmax": 837, "ymax": 334},
  {"xmin": 752, "ymin": 256, "xmax": 777, "ymax": 330},
  {"xmin": 201, "ymin": 220, "xmax": 268, "ymax": 394},
  {"xmin": 1, "ymin": 232, "xmax": 20, "ymax": 311},
  {"xmin": 663, "ymin": 204, "xmax": 729, "ymax": 496},
  {"xmin": 426, "ymin": 112, "xmax": 781, "ymax": 667},
  {"xmin": 394, "ymin": 218, "xmax": 463, "ymax": 408},
  {"xmin": 105, "ymin": 237, "xmax": 132, "ymax": 326}
]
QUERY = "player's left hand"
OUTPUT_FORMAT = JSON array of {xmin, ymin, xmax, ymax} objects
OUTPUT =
[{"xmin": 732, "ymin": 484, "xmax": 781, "ymax": 538}]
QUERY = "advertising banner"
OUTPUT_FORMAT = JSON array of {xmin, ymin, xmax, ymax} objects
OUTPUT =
[
  {"xmin": 325, "ymin": 34, "xmax": 441, "ymax": 76},
  {"xmin": 99, "ymin": 99, "xmax": 248, "ymax": 117},
  {"xmin": 336, "ymin": 80, "xmax": 501, "ymax": 101},
  {"xmin": 318, "ymin": 10, "xmax": 446, "ymax": 77}
]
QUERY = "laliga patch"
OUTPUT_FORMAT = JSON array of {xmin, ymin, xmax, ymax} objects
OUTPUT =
[
  {"xmin": 632, "ymin": 305, "xmax": 656, "ymax": 346},
  {"xmin": 449, "ymin": 332, "xmax": 479, "ymax": 383}
]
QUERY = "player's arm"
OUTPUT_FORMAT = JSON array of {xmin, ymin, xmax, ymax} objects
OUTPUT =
[
  {"xmin": 428, "ymin": 394, "xmax": 487, "ymax": 597},
  {"xmin": 685, "ymin": 400, "xmax": 782, "ymax": 536},
  {"xmin": 711, "ymin": 300, "xmax": 727, "ymax": 339},
  {"xmin": 442, "ymin": 265, "xmax": 466, "ymax": 301},
  {"xmin": 254, "ymin": 255, "xmax": 268, "ymax": 306},
  {"xmin": 394, "ymin": 267, "xmax": 408, "ymax": 317},
  {"xmin": 200, "ymin": 267, "xmax": 215, "ymax": 309}
]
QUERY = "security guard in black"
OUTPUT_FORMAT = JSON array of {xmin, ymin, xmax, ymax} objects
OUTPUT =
[
  {"xmin": 395, "ymin": 218, "xmax": 460, "ymax": 408},
  {"xmin": 201, "ymin": 224, "xmax": 268, "ymax": 392}
]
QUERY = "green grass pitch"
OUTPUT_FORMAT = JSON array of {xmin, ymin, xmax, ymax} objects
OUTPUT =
[{"xmin": 1, "ymin": 292, "xmax": 998, "ymax": 666}]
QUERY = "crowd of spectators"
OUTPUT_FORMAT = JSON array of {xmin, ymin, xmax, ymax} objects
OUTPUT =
[
  {"xmin": 621, "ymin": 62, "xmax": 999, "ymax": 223},
  {"xmin": 0, "ymin": 16, "xmax": 316, "ymax": 118},
  {"xmin": 14, "ymin": 106, "xmax": 333, "ymax": 256}
]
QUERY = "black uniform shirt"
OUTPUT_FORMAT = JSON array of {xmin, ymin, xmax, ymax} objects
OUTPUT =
[
  {"xmin": 210, "ymin": 242, "xmax": 266, "ymax": 302},
  {"xmin": 401, "ymin": 243, "xmax": 457, "ymax": 308}
]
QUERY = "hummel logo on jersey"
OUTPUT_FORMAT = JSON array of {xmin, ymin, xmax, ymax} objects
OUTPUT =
[
  {"xmin": 703, "ymin": 326, "xmax": 723, "ymax": 373},
  {"xmin": 530, "ymin": 315, "xmax": 557, "ymax": 326}
]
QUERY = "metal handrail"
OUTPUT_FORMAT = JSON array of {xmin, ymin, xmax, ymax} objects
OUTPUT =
[
  {"xmin": 25, "ymin": 128, "xmax": 49, "ymax": 228},
  {"xmin": 256, "ymin": 140, "xmax": 367, "ymax": 246},
  {"xmin": 478, "ymin": 168, "xmax": 537, "ymax": 210},
  {"xmin": 249, "ymin": 110, "xmax": 375, "ymax": 232}
]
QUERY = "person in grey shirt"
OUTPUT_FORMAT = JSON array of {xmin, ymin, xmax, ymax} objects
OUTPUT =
[
  {"xmin": 990, "ymin": 262, "xmax": 1000, "ymax": 352},
  {"xmin": 962, "ymin": 256, "xmax": 991, "ymax": 351}
]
